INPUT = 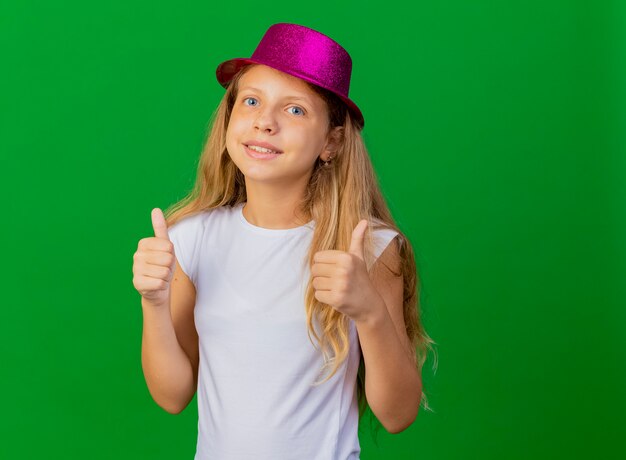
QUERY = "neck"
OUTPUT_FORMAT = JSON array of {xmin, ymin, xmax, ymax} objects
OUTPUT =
[{"xmin": 242, "ymin": 178, "xmax": 312, "ymax": 229}]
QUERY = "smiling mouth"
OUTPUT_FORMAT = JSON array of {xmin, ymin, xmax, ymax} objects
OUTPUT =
[
  {"xmin": 244, "ymin": 144, "xmax": 283, "ymax": 159},
  {"xmin": 244, "ymin": 144, "xmax": 283, "ymax": 154}
]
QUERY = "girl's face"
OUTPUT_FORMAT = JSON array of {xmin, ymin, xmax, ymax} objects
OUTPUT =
[{"xmin": 225, "ymin": 64, "xmax": 331, "ymax": 186}]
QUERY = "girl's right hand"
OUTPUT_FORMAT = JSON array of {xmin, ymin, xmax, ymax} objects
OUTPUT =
[{"xmin": 132, "ymin": 208, "xmax": 177, "ymax": 307}]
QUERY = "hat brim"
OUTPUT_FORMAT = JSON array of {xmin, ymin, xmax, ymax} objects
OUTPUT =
[{"xmin": 216, "ymin": 58, "xmax": 365, "ymax": 129}]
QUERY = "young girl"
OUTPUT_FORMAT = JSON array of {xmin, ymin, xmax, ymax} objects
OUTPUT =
[{"xmin": 133, "ymin": 22, "xmax": 434, "ymax": 459}]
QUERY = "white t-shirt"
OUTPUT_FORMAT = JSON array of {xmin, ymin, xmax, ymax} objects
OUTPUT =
[{"xmin": 168, "ymin": 202, "xmax": 400, "ymax": 460}]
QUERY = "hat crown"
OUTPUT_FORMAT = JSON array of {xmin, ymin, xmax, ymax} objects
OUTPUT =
[
  {"xmin": 250, "ymin": 23, "xmax": 353, "ymax": 98},
  {"xmin": 215, "ymin": 23, "xmax": 364, "ymax": 129}
]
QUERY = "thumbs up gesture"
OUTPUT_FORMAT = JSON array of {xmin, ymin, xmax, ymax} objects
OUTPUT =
[
  {"xmin": 311, "ymin": 220, "xmax": 383, "ymax": 323},
  {"xmin": 132, "ymin": 208, "xmax": 177, "ymax": 307}
]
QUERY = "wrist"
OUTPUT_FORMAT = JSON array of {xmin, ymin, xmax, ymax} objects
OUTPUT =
[
  {"xmin": 354, "ymin": 295, "xmax": 388, "ymax": 330},
  {"xmin": 141, "ymin": 296, "xmax": 169, "ymax": 310}
]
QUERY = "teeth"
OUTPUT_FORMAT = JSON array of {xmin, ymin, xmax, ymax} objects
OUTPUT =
[{"xmin": 248, "ymin": 145, "xmax": 278, "ymax": 154}]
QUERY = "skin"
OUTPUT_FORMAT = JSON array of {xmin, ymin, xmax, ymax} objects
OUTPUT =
[{"xmin": 225, "ymin": 63, "xmax": 339, "ymax": 229}]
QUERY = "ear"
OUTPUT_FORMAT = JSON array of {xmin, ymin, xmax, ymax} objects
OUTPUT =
[{"xmin": 321, "ymin": 126, "xmax": 344, "ymax": 161}]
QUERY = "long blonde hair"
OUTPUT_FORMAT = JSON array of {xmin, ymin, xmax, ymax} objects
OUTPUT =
[{"xmin": 164, "ymin": 64, "xmax": 437, "ymax": 422}]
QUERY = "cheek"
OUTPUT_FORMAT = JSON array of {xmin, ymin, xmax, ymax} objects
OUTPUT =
[
  {"xmin": 225, "ymin": 129, "xmax": 240, "ymax": 162},
  {"xmin": 226, "ymin": 115, "xmax": 241, "ymax": 136},
  {"xmin": 228, "ymin": 107, "xmax": 249, "ymax": 129},
  {"xmin": 225, "ymin": 117, "xmax": 246, "ymax": 148},
  {"xmin": 303, "ymin": 130, "xmax": 328, "ymax": 157}
]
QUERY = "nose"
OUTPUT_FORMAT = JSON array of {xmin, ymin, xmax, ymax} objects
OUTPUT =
[{"xmin": 254, "ymin": 108, "xmax": 278, "ymax": 133}]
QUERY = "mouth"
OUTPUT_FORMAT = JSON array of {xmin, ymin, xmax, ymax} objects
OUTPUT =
[{"xmin": 243, "ymin": 144, "xmax": 283, "ymax": 160}]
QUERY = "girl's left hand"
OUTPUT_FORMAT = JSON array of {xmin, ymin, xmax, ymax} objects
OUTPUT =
[{"xmin": 312, "ymin": 219, "xmax": 383, "ymax": 323}]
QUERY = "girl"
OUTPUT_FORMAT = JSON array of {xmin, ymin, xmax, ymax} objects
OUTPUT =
[{"xmin": 133, "ymin": 23, "xmax": 435, "ymax": 459}]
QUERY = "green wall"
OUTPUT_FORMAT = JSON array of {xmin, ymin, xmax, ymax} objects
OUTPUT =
[{"xmin": 2, "ymin": 1, "xmax": 624, "ymax": 458}]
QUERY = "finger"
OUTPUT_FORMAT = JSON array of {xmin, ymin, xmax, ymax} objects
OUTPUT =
[
  {"xmin": 314, "ymin": 290, "xmax": 333, "ymax": 305},
  {"xmin": 141, "ymin": 263, "xmax": 171, "ymax": 280},
  {"xmin": 312, "ymin": 276, "xmax": 334, "ymax": 291},
  {"xmin": 313, "ymin": 250, "xmax": 345, "ymax": 263},
  {"xmin": 143, "ymin": 249, "xmax": 174, "ymax": 267},
  {"xmin": 151, "ymin": 208, "xmax": 170, "ymax": 240},
  {"xmin": 311, "ymin": 262, "xmax": 336, "ymax": 277},
  {"xmin": 348, "ymin": 219, "xmax": 368, "ymax": 260}
]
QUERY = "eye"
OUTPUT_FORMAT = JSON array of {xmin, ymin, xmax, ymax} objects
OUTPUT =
[
  {"xmin": 243, "ymin": 97, "xmax": 258, "ymax": 106},
  {"xmin": 288, "ymin": 106, "xmax": 305, "ymax": 116}
]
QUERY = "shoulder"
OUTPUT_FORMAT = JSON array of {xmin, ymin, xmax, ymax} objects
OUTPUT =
[
  {"xmin": 371, "ymin": 232, "xmax": 402, "ymax": 277},
  {"xmin": 166, "ymin": 206, "xmax": 233, "ymax": 283},
  {"xmin": 368, "ymin": 218, "xmax": 403, "ymax": 271}
]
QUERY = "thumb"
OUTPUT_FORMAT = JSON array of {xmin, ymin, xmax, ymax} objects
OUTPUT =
[
  {"xmin": 151, "ymin": 208, "xmax": 170, "ymax": 240},
  {"xmin": 348, "ymin": 219, "xmax": 368, "ymax": 260}
]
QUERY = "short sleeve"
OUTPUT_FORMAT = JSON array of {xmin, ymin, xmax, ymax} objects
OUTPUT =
[
  {"xmin": 372, "ymin": 228, "xmax": 401, "ymax": 261},
  {"xmin": 366, "ymin": 223, "xmax": 402, "ymax": 271},
  {"xmin": 167, "ymin": 213, "xmax": 203, "ymax": 284}
]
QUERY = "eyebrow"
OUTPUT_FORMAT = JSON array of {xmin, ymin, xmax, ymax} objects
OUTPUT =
[{"xmin": 238, "ymin": 86, "xmax": 314, "ymax": 104}]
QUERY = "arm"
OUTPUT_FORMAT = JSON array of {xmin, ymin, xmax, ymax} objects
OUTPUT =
[
  {"xmin": 356, "ymin": 236, "xmax": 422, "ymax": 434},
  {"xmin": 141, "ymin": 258, "xmax": 199, "ymax": 414}
]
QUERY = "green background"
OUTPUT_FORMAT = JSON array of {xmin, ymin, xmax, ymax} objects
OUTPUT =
[{"xmin": 2, "ymin": 1, "xmax": 624, "ymax": 458}]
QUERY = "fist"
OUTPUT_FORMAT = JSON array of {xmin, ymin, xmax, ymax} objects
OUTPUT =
[
  {"xmin": 311, "ymin": 220, "xmax": 381, "ymax": 322},
  {"xmin": 132, "ymin": 208, "xmax": 176, "ymax": 307}
]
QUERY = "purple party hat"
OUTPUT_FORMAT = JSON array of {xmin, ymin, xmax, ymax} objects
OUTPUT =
[{"xmin": 216, "ymin": 23, "xmax": 365, "ymax": 129}]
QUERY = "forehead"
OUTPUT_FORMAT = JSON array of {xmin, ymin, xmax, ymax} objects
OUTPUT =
[{"xmin": 238, "ymin": 64, "xmax": 323, "ymax": 106}]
